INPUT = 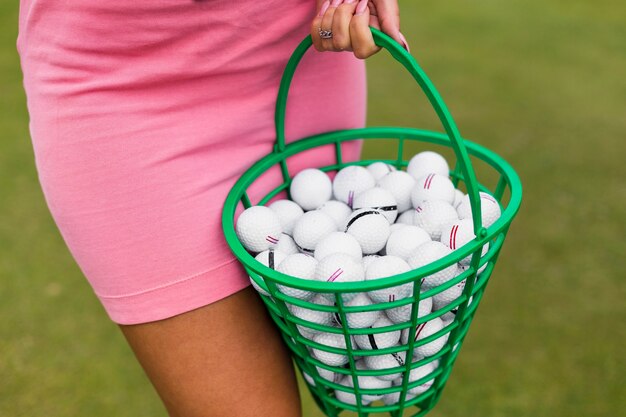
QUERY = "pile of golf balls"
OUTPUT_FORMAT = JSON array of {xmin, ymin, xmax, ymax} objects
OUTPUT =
[{"xmin": 235, "ymin": 151, "xmax": 501, "ymax": 407}]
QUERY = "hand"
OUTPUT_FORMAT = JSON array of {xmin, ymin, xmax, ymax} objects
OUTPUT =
[{"xmin": 311, "ymin": 0, "xmax": 410, "ymax": 59}]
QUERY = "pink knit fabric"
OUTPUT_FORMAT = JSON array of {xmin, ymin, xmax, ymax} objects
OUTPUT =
[{"xmin": 18, "ymin": 0, "xmax": 366, "ymax": 324}]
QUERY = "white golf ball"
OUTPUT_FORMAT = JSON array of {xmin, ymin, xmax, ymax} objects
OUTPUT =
[
  {"xmin": 236, "ymin": 206, "xmax": 283, "ymax": 253},
  {"xmin": 407, "ymin": 241, "xmax": 460, "ymax": 290},
  {"xmin": 367, "ymin": 162, "xmax": 397, "ymax": 181},
  {"xmin": 411, "ymin": 173, "xmax": 456, "ymax": 206},
  {"xmin": 353, "ymin": 187, "xmax": 398, "ymax": 224},
  {"xmin": 276, "ymin": 253, "xmax": 317, "ymax": 300},
  {"xmin": 302, "ymin": 371, "xmax": 316, "ymax": 386},
  {"xmin": 314, "ymin": 253, "xmax": 365, "ymax": 302},
  {"xmin": 311, "ymin": 332, "xmax": 349, "ymax": 366},
  {"xmin": 459, "ymin": 260, "xmax": 488, "ymax": 276},
  {"xmin": 401, "ymin": 361, "xmax": 436, "ymax": 395},
  {"xmin": 288, "ymin": 294, "xmax": 335, "ymax": 336},
  {"xmin": 333, "ymin": 293, "xmax": 381, "ymax": 329},
  {"xmin": 250, "ymin": 249, "xmax": 289, "ymax": 296},
  {"xmin": 274, "ymin": 233, "xmax": 299, "ymax": 255},
  {"xmin": 440, "ymin": 218, "xmax": 488, "ymax": 266},
  {"xmin": 389, "ymin": 223, "xmax": 407, "ymax": 234},
  {"xmin": 452, "ymin": 189, "xmax": 465, "ymax": 209},
  {"xmin": 354, "ymin": 316, "xmax": 401, "ymax": 351},
  {"xmin": 385, "ymin": 296, "xmax": 433, "ymax": 324},
  {"xmin": 413, "ymin": 200, "xmax": 459, "ymax": 240},
  {"xmin": 317, "ymin": 200, "xmax": 353, "ymax": 229},
  {"xmin": 363, "ymin": 351, "xmax": 407, "ymax": 381},
  {"xmin": 268, "ymin": 199, "xmax": 304, "ymax": 236},
  {"xmin": 456, "ymin": 191, "xmax": 502, "ymax": 228},
  {"xmin": 441, "ymin": 310, "xmax": 457, "ymax": 325},
  {"xmin": 362, "ymin": 255, "xmax": 381, "ymax": 272},
  {"xmin": 396, "ymin": 209, "xmax": 416, "ymax": 225},
  {"xmin": 333, "ymin": 165, "xmax": 376, "ymax": 207},
  {"xmin": 335, "ymin": 378, "xmax": 368, "ymax": 405},
  {"xmin": 401, "ymin": 317, "xmax": 449, "ymax": 357},
  {"xmin": 385, "ymin": 225, "xmax": 432, "ymax": 261},
  {"xmin": 343, "ymin": 363, "xmax": 392, "ymax": 402},
  {"xmin": 290, "ymin": 168, "xmax": 332, "ymax": 210},
  {"xmin": 382, "ymin": 389, "xmax": 416, "ymax": 405},
  {"xmin": 315, "ymin": 365, "xmax": 345, "ymax": 384},
  {"xmin": 344, "ymin": 209, "xmax": 390, "ymax": 254},
  {"xmin": 304, "ymin": 365, "xmax": 346, "ymax": 387},
  {"xmin": 432, "ymin": 280, "xmax": 466, "ymax": 311},
  {"xmin": 292, "ymin": 210, "xmax": 337, "ymax": 254},
  {"xmin": 365, "ymin": 256, "xmax": 413, "ymax": 304},
  {"xmin": 407, "ymin": 151, "xmax": 450, "ymax": 180},
  {"xmin": 314, "ymin": 232, "xmax": 362, "ymax": 261},
  {"xmin": 377, "ymin": 171, "xmax": 416, "ymax": 213}
]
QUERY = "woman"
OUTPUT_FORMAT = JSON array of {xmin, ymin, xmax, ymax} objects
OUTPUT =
[{"xmin": 17, "ymin": 0, "xmax": 408, "ymax": 415}]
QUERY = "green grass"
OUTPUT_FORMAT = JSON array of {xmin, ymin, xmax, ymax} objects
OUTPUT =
[{"xmin": 1, "ymin": 0, "xmax": 624, "ymax": 416}]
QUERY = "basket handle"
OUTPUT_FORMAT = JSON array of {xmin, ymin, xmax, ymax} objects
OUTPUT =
[{"xmin": 274, "ymin": 27, "xmax": 486, "ymax": 237}]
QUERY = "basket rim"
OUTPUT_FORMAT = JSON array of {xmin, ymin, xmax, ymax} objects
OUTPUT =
[{"xmin": 221, "ymin": 126, "xmax": 522, "ymax": 292}]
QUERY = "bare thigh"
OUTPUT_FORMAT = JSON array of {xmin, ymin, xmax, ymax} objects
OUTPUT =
[{"xmin": 120, "ymin": 287, "xmax": 301, "ymax": 417}]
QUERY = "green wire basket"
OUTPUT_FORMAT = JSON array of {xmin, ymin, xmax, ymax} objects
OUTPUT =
[{"xmin": 222, "ymin": 28, "xmax": 522, "ymax": 417}]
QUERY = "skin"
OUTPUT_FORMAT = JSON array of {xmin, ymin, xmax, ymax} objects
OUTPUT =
[
  {"xmin": 311, "ymin": 0, "xmax": 408, "ymax": 58},
  {"xmin": 120, "ymin": 287, "xmax": 301, "ymax": 417},
  {"xmin": 120, "ymin": 3, "xmax": 406, "ymax": 416}
]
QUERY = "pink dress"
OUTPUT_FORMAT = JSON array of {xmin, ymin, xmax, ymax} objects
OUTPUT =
[{"xmin": 17, "ymin": 0, "xmax": 366, "ymax": 324}]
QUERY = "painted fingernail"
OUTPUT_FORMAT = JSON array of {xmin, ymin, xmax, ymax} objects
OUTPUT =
[
  {"xmin": 331, "ymin": 0, "xmax": 343, "ymax": 7},
  {"xmin": 355, "ymin": 0, "xmax": 368, "ymax": 15},
  {"xmin": 398, "ymin": 31, "xmax": 411, "ymax": 52},
  {"xmin": 319, "ymin": 0, "xmax": 330, "ymax": 16}
]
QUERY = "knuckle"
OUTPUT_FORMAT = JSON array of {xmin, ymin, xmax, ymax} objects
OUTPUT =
[
  {"xmin": 332, "ymin": 36, "xmax": 348, "ymax": 50},
  {"xmin": 321, "ymin": 40, "xmax": 334, "ymax": 52},
  {"xmin": 353, "ymin": 48, "xmax": 368, "ymax": 59}
]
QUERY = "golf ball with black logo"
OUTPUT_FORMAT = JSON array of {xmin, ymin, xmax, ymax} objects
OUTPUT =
[
  {"xmin": 352, "ymin": 187, "xmax": 398, "ymax": 224},
  {"xmin": 353, "ymin": 316, "xmax": 401, "ymax": 350},
  {"xmin": 344, "ymin": 208, "xmax": 390, "ymax": 254},
  {"xmin": 377, "ymin": 171, "xmax": 416, "ymax": 213},
  {"xmin": 250, "ymin": 249, "xmax": 288, "ymax": 296}
]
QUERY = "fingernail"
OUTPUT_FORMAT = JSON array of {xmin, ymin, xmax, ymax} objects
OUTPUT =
[
  {"xmin": 344, "ymin": 0, "xmax": 356, "ymax": 3},
  {"xmin": 319, "ymin": 0, "xmax": 330, "ymax": 16},
  {"xmin": 355, "ymin": 0, "xmax": 368, "ymax": 15},
  {"xmin": 331, "ymin": 0, "xmax": 343, "ymax": 7},
  {"xmin": 398, "ymin": 31, "xmax": 410, "ymax": 52}
]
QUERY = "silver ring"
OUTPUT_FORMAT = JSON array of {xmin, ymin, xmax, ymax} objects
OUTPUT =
[{"xmin": 318, "ymin": 27, "xmax": 333, "ymax": 39}]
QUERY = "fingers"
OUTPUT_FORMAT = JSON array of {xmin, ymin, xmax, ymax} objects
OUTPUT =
[
  {"xmin": 331, "ymin": 0, "xmax": 359, "ymax": 51},
  {"xmin": 372, "ymin": 0, "xmax": 410, "ymax": 51},
  {"xmin": 350, "ymin": 0, "xmax": 380, "ymax": 59},
  {"xmin": 310, "ymin": 0, "xmax": 330, "ymax": 52},
  {"xmin": 320, "ymin": 0, "xmax": 342, "ymax": 51},
  {"xmin": 313, "ymin": 0, "xmax": 405, "ymax": 57},
  {"xmin": 313, "ymin": 0, "xmax": 359, "ymax": 52}
]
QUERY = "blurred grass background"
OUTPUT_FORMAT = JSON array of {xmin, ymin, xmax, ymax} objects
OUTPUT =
[{"xmin": 1, "ymin": 0, "xmax": 624, "ymax": 416}]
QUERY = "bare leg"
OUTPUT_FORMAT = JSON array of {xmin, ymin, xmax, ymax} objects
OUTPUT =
[{"xmin": 120, "ymin": 287, "xmax": 301, "ymax": 417}]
